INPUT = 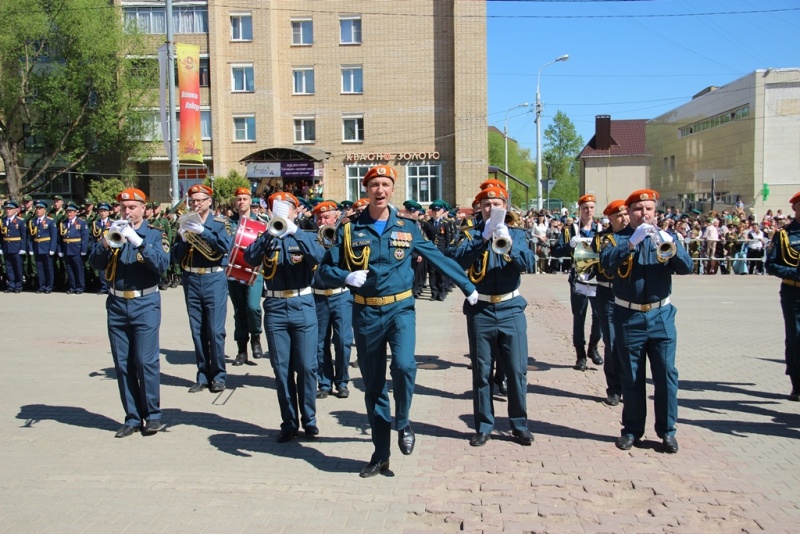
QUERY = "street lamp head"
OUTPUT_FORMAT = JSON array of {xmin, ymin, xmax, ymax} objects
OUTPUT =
[{"xmin": 556, "ymin": 54, "xmax": 569, "ymax": 62}]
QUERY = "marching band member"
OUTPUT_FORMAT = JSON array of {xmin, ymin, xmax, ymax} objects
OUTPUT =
[
  {"xmin": 89, "ymin": 188, "xmax": 170, "ymax": 437},
  {"xmin": 27, "ymin": 200, "xmax": 57, "ymax": 294},
  {"xmin": 599, "ymin": 189, "xmax": 692, "ymax": 453},
  {"xmin": 1, "ymin": 200, "xmax": 28, "ymax": 293},
  {"xmin": 228, "ymin": 187, "xmax": 264, "ymax": 366},
  {"xmin": 173, "ymin": 184, "xmax": 232, "ymax": 393},
  {"xmin": 244, "ymin": 192, "xmax": 325, "ymax": 442},
  {"xmin": 318, "ymin": 164, "xmax": 478, "ymax": 478},
  {"xmin": 91, "ymin": 202, "xmax": 115, "ymax": 294}
]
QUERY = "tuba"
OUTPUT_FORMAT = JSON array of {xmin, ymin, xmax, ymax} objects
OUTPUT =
[{"xmin": 573, "ymin": 241, "xmax": 599, "ymax": 275}]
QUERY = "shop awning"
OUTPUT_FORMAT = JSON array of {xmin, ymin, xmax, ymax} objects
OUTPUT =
[{"xmin": 240, "ymin": 146, "xmax": 331, "ymax": 163}]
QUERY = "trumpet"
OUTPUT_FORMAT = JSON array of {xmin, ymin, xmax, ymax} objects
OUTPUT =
[
  {"xmin": 318, "ymin": 225, "xmax": 336, "ymax": 247},
  {"xmin": 268, "ymin": 216, "xmax": 289, "ymax": 238},
  {"xmin": 646, "ymin": 223, "xmax": 677, "ymax": 262},
  {"xmin": 106, "ymin": 219, "xmax": 130, "ymax": 249},
  {"xmin": 491, "ymin": 230, "xmax": 513, "ymax": 255}
]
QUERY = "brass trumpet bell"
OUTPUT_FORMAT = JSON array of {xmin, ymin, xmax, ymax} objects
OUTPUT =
[
  {"xmin": 573, "ymin": 242, "xmax": 599, "ymax": 275},
  {"xmin": 318, "ymin": 225, "xmax": 336, "ymax": 247},
  {"xmin": 106, "ymin": 219, "xmax": 130, "ymax": 249},
  {"xmin": 268, "ymin": 216, "xmax": 289, "ymax": 238},
  {"xmin": 491, "ymin": 235, "xmax": 512, "ymax": 255}
]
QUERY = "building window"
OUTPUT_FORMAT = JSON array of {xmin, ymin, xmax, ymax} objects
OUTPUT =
[
  {"xmin": 670, "ymin": 155, "xmax": 675, "ymax": 172},
  {"xmin": 292, "ymin": 68, "xmax": 315, "ymax": 95},
  {"xmin": 231, "ymin": 65, "xmax": 254, "ymax": 92},
  {"xmin": 201, "ymin": 110, "xmax": 212, "ymax": 140},
  {"xmin": 407, "ymin": 164, "xmax": 442, "ymax": 204},
  {"xmin": 231, "ymin": 14, "xmax": 253, "ymax": 41},
  {"xmin": 343, "ymin": 115, "xmax": 364, "ymax": 143},
  {"xmin": 346, "ymin": 165, "xmax": 370, "ymax": 201},
  {"xmin": 340, "ymin": 16, "xmax": 362, "ymax": 45},
  {"xmin": 291, "ymin": 19, "xmax": 313, "ymax": 45},
  {"xmin": 233, "ymin": 116, "xmax": 256, "ymax": 142},
  {"xmin": 679, "ymin": 104, "xmax": 750, "ymax": 138},
  {"xmin": 135, "ymin": 112, "xmax": 162, "ymax": 142},
  {"xmin": 341, "ymin": 66, "xmax": 363, "ymax": 94},
  {"xmin": 124, "ymin": 7, "xmax": 208, "ymax": 35},
  {"xmin": 199, "ymin": 57, "xmax": 210, "ymax": 87},
  {"xmin": 294, "ymin": 117, "xmax": 316, "ymax": 143}
]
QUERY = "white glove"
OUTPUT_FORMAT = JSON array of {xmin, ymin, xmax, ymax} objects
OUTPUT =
[
  {"xmin": 19, "ymin": 250, "xmax": 26, "ymax": 255},
  {"xmin": 629, "ymin": 224, "xmax": 654, "ymax": 246},
  {"xmin": 181, "ymin": 221, "xmax": 204, "ymax": 234},
  {"xmin": 49, "ymin": 251, "xmax": 54, "ymax": 256},
  {"xmin": 658, "ymin": 230, "xmax": 674, "ymax": 243},
  {"xmin": 345, "ymin": 270, "xmax": 369, "ymax": 288},
  {"xmin": 494, "ymin": 223, "xmax": 511, "ymax": 242},
  {"xmin": 80, "ymin": 252, "xmax": 86, "ymax": 256},
  {"xmin": 466, "ymin": 290, "xmax": 478, "ymax": 306},
  {"xmin": 121, "ymin": 226, "xmax": 143, "ymax": 247},
  {"xmin": 0, "ymin": 249, "xmax": 3, "ymax": 255},
  {"xmin": 178, "ymin": 227, "xmax": 189, "ymax": 242},
  {"xmin": 569, "ymin": 235, "xmax": 592, "ymax": 248},
  {"xmin": 481, "ymin": 219, "xmax": 496, "ymax": 241},
  {"xmin": 283, "ymin": 219, "xmax": 298, "ymax": 237},
  {"xmin": 58, "ymin": 252, "xmax": 64, "ymax": 258}
]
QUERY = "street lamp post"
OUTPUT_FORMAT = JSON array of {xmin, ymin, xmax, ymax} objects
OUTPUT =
[
  {"xmin": 536, "ymin": 54, "xmax": 569, "ymax": 211},
  {"xmin": 504, "ymin": 102, "xmax": 530, "ymax": 192}
]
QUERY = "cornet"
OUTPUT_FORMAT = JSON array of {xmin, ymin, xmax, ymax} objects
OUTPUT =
[
  {"xmin": 106, "ymin": 219, "xmax": 131, "ymax": 249},
  {"xmin": 491, "ymin": 229, "xmax": 513, "ymax": 255},
  {"xmin": 645, "ymin": 220, "xmax": 677, "ymax": 262},
  {"xmin": 268, "ymin": 216, "xmax": 289, "ymax": 238}
]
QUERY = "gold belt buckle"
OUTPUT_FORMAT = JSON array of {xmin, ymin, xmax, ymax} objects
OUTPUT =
[
  {"xmin": 640, "ymin": 303, "xmax": 652, "ymax": 312},
  {"xmin": 489, "ymin": 295, "xmax": 502, "ymax": 304},
  {"xmin": 324, "ymin": 289, "xmax": 333, "ymax": 296},
  {"xmin": 374, "ymin": 296, "xmax": 386, "ymax": 306},
  {"xmin": 283, "ymin": 290, "xmax": 296, "ymax": 298},
  {"xmin": 197, "ymin": 268, "xmax": 207, "ymax": 274},
  {"xmin": 123, "ymin": 290, "xmax": 136, "ymax": 299}
]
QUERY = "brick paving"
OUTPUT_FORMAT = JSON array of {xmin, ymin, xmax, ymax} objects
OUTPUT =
[{"xmin": 1, "ymin": 273, "xmax": 798, "ymax": 532}]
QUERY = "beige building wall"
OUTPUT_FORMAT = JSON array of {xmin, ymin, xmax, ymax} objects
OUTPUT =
[
  {"xmin": 583, "ymin": 157, "xmax": 648, "ymax": 207},
  {"xmin": 121, "ymin": 0, "xmax": 487, "ymax": 206}
]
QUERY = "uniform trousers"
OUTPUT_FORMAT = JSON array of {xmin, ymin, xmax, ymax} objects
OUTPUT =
[
  {"xmin": 228, "ymin": 277, "xmax": 264, "ymax": 342},
  {"xmin": 182, "ymin": 271, "xmax": 228, "ymax": 385},
  {"xmin": 35, "ymin": 254, "xmax": 55, "ymax": 292},
  {"xmin": 596, "ymin": 286, "xmax": 622, "ymax": 397},
  {"xmin": 4, "ymin": 253, "xmax": 24, "ymax": 290},
  {"xmin": 65, "ymin": 254, "xmax": 85, "ymax": 292},
  {"xmin": 264, "ymin": 294, "xmax": 318, "ymax": 431},
  {"xmin": 614, "ymin": 304, "xmax": 679, "ymax": 439},
  {"xmin": 353, "ymin": 299, "xmax": 416, "ymax": 463},
  {"xmin": 107, "ymin": 292, "xmax": 161, "ymax": 426},
  {"xmin": 570, "ymin": 289, "xmax": 600, "ymax": 347},
  {"xmin": 466, "ymin": 300, "xmax": 528, "ymax": 434},
  {"xmin": 779, "ymin": 285, "xmax": 800, "ymax": 380},
  {"xmin": 314, "ymin": 290, "xmax": 353, "ymax": 392}
]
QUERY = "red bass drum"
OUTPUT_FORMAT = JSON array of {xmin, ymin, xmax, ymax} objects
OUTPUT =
[{"xmin": 226, "ymin": 217, "xmax": 268, "ymax": 286}]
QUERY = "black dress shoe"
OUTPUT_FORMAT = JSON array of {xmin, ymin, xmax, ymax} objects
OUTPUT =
[
  {"xmin": 277, "ymin": 429, "xmax": 298, "ymax": 443},
  {"xmin": 316, "ymin": 389, "xmax": 329, "ymax": 399},
  {"xmin": 662, "ymin": 435, "xmax": 679, "ymax": 454},
  {"xmin": 188, "ymin": 383, "xmax": 207, "ymax": 393},
  {"xmin": 497, "ymin": 380, "xmax": 508, "ymax": 396},
  {"xmin": 398, "ymin": 426, "xmax": 415, "ymax": 455},
  {"xmin": 616, "ymin": 434, "xmax": 639, "ymax": 450},
  {"xmin": 359, "ymin": 458, "xmax": 390, "ymax": 478},
  {"xmin": 336, "ymin": 387, "xmax": 350, "ymax": 399},
  {"xmin": 209, "ymin": 381, "xmax": 226, "ymax": 393},
  {"xmin": 469, "ymin": 432, "xmax": 490, "ymax": 447},
  {"xmin": 604, "ymin": 393, "xmax": 621, "ymax": 406},
  {"xmin": 789, "ymin": 390, "xmax": 800, "ymax": 402},
  {"xmin": 114, "ymin": 424, "xmax": 140, "ymax": 438},
  {"xmin": 36, "ymin": 289, "xmax": 44, "ymax": 294},
  {"xmin": 574, "ymin": 358, "xmax": 588, "ymax": 371},
  {"xmin": 304, "ymin": 425, "xmax": 320, "ymax": 438},
  {"xmin": 142, "ymin": 420, "xmax": 165, "ymax": 435},
  {"xmin": 511, "ymin": 428, "xmax": 534, "ymax": 446}
]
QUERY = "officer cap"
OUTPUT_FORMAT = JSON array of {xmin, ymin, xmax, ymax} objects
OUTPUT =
[
  {"xmin": 624, "ymin": 189, "xmax": 659, "ymax": 207},
  {"xmin": 97, "ymin": 202, "xmax": 111, "ymax": 211},
  {"xmin": 22, "ymin": 195, "xmax": 33, "ymax": 202},
  {"xmin": 188, "ymin": 184, "xmax": 213, "ymax": 198},
  {"xmin": 116, "ymin": 188, "xmax": 147, "ymax": 203},
  {"xmin": 146, "ymin": 202, "xmax": 157, "ymax": 209},
  {"xmin": 403, "ymin": 200, "xmax": 422, "ymax": 212},
  {"xmin": 4, "ymin": 200, "xmax": 20, "ymax": 209},
  {"xmin": 475, "ymin": 187, "xmax": 509, "ymax": 203},
  {"xmin": 34, "ymin": 200, "xmax": 48, "ymax": 209},
  {"xmin": 250, "ymin": 199, "xmax": 261, "ymax": 207},
  {"xmin": 52, "ymin": 195, "xmax": 64, "ymax": 201},
  {"xmin": 790, "ymin": 192, "xmax": 800, "ymax": 206},
  {"xmin": 578, "ymin": 194, "xmax": 596, "ymax": 205},
  {"xmin": 65, "ymin": 202, "xmax": 80, "ymax": 211},
  {"xmin": 312, "ymin": 200, "xmax": 338, "ymax": 215},
  {"xmin": 339, "ymin": 200, "xmax": 354, "ymax": 209},
  {"xmin": 448, "ymin": 209, "xmax": 457, "ymax": 218},
  {"xmin": 362, "ymin": 164, "xmax": 397, "ymax": 187},
  {"xmin": 267, "ymin": 192, "xmax": 298, "ymax": 210},
  {"xmin": 429, "ymin": 199, "xmax": 447, "ymax": 211},
  {"xmin": 480, "ymin": 179, "xmax": 507, "ymax": 190},
  {"xmin": 84, "ymin": 198, "xmax": 94, "ymax": 205},
  {"xmin": 234, "ymin": 187, "xmax": 251, "ymax": 197},
  {"xmin": 309, "ymin": 197, "xmax": 324, "ymax": 206},
  {"xmin": 603, "ymin": 200, "xmax": 627, "ymax": 216}
]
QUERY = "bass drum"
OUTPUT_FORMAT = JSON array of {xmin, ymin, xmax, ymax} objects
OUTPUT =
[{"xmin": 226, "ymin": 217, "xmax": 268, "ymax": 286}]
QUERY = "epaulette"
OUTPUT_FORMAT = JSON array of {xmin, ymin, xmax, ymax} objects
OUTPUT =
[
  {"xmin": 397, "ymin": 213, "xmax": 415, "ymax": 220},
  {"xmin": 213, "ymin": 215, "xmax": 228, "ymax": 223},
  {"xmin": 148, "ymin": 224, "xmax": 161, "ymax": 231}
]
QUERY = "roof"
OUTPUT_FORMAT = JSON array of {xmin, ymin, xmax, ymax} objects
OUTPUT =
[{"xmin": 578, "ymin": 119, "xmax": 647, "ymax": 158}]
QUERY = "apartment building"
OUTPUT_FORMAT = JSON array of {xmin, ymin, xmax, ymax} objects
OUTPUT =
[{"xmin": 122, "ymin": 0, "xmax": 487, "ymax": 207}]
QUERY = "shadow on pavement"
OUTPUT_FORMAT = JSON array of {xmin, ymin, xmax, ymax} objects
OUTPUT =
[
  {"xmin": 680, "ymin": 379, "xmax": 789, "ymax": 401},
  {"xmin": 161, "ymin": 348, "xmax": 197, "ymax": 365},
  {"xmin": 17, "ymin": 404, "xmax": 119, "ymax": 431}
]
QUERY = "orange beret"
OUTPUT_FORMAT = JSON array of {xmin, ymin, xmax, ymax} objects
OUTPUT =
[
  {"xmin": 476, "ymin": 187, "xmax": 509, "ymax": 203},
  {"xmin": 790, "ymin": 192, "xmax": 800, "ymax": 206},
  {"xmin": 234, "ymin": 187, "xmax": 251, "ymax": 197},
  {"xmin": 480, "ymin": 179, "xmax": 507, "ymax": 190},
  {"xmin": 188, "ymin": 184, "xmax": 213, "ymax": 197},
  {"xmin": 268, "ymin": 192, "xmax": 298, "ymax": 210},
  {"xmin": 116, "ymin": 188, "xmax": 147, "ymax": 203},
  {"xmin": 625, "ymin": 189, "xmax": 659, "ymax": 207},
  {"xmin": 578, "ymin": 194, "xmax": 596, "ymax": 205},
  {"xmin": 472, "ymin": 195, "xmax": 482, "ymax": 208},
  {"xmin": 362, "ymin": 164, "xmax": 397, "ymax": 186},
  {"xmin": 312, "ymin": 200, "xmax": 338, "ymax": 215},
  {"xmin": 353, "ymin": 197, "xmax": 370, "ymax": 210},
  {"xmin": 603, "ymin": 200, "xmax": 627, "ymax": 216}
]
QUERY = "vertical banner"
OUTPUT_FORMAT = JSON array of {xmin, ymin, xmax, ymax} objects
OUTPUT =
[
  {"xmin": 157, "ymin": 44, "xmax": 170, "ymax": 156},
  {"xmin": 175, "ymin": 43, "xmax": 203, "ymax": 164}
]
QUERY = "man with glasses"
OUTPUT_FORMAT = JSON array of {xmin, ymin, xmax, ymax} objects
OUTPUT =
[{"xmin": 173, "ymin": 184, "xmax": 232, "ymax": 393}]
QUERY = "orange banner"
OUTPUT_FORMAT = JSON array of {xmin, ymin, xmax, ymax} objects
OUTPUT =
[{"xmin": 176, "ymin": 43, "xmax": 203, "ymax": 164}]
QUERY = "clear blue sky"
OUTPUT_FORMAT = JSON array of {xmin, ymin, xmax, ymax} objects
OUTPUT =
[{"xmin": 488, "ymin": 0, "xmax": 800, "ymax": 155}]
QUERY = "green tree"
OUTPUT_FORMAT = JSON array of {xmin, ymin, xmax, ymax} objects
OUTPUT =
[
  {"xmin": 0, "ymin": 0, "xmax": 153, "ymax": 200},
  {"xmin": 206, "ymin": 170, "xmax": 250, "ymax": 208},
  {"xmin": 87, "ymin": 178, "xmax": 127, "ymax": 205},
  {"xmin": 542, "ymin": 111, "xmax": 584, "ymax": 206},
  {"xmin": 488, "ymin": 129, "xmax": 535, "ymax": 209}
]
